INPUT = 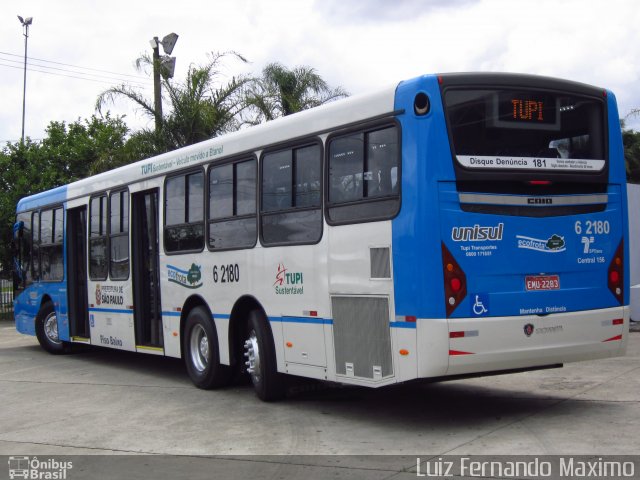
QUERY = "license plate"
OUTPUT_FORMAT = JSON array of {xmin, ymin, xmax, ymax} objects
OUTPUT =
[{"xmin": 525, "ymin": 274, "xmax": 560, "ymax": 291}]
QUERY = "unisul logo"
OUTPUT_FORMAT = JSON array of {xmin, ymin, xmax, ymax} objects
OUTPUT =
[
  {"xmin": 8, "ymin": 456, "xmax": 73, "ymax": 479},
  {"xmin": 451, "ymin": 223, "xmax": 504, "ymax": 242}
]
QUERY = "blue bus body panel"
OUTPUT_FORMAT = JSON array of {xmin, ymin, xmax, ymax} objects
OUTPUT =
[
  {"xmin": 17, "ymin": 185, "xmax": 67, "ymax": 213},
  {"xmin": 392, "ymin": 75, "xmax": 451, "ymax": 318},
  {"xmin": 14, "ymin": 185, "xmax": 70, "ymax": 340},
  {"xmin": 392, "ymin": 76, "xmax": 629, "ymax": 320}
]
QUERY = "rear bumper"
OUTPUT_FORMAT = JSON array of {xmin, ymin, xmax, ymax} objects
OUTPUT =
[{"xmin": 417, "ymin": 306, "xmax": 628, "ymax": 378}]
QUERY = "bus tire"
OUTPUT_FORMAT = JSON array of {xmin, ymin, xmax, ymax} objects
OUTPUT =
[
  {"xmin": 35, "ymin": 301, "xmax": 68, "ymax": 354},
  {"xmin": 184, "ymin": 306, "xmax": 231, "ymax": 389},
  {"xmin": 244, "ymin": 310, "xmax": 285, "ymax": 401}
]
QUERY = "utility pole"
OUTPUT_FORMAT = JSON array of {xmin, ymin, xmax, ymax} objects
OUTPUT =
[{"xmin": 18, "ymin": 15, "xmax": 33, "ymax": 144}]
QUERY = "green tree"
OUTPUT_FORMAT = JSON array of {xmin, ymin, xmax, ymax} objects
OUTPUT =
[
  {"xmin": 0, "ymin": 115, "xmax": 130, "ymax": 270},
  {"xmin": 244, "ymin": 62, "xmax": 348, "ymax": 125},
  {"xmin": 96, "ymin": 52, "xmax": 251, "ymax": 155},
  {"xmin": 623, "ymin": 124, "xmax": 640, "ymax": 183}
]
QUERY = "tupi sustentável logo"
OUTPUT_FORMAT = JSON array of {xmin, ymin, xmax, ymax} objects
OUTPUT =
[
  {"xmin": 8, "ymin": 456, "xmax": 73, "ymax": 479},
  {"xmin": 273, "ymin": 263, "xmax": 304, "ymax": 295}
]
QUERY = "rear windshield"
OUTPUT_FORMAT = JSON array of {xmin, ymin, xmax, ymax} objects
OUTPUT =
[{"xmin": 444, "ymin": 89, "xmax": 606, "ymax": 173}]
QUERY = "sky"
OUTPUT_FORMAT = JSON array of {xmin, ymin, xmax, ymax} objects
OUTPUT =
[{"xmin": 2, "ymin": 0, "xmax": 640, "ymax": 144}]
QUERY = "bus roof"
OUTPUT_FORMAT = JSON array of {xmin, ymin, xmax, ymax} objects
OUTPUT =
[{"xmin": 17, "ymin": 83, "xmax": 398, "ymax": 213}]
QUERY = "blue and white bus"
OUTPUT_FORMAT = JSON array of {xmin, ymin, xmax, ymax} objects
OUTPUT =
[{"xmin": 12, "ymin": 73, "xmax": 629, "ymax": 401}]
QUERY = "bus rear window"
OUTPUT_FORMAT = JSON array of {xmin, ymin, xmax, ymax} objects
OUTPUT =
[{"xmin": 444, "ymin": 89, "xmax": 606, "ymax": 173}]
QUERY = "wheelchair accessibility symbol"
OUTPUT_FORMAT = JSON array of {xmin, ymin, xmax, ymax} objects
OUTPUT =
[{"xmin": 472, "ymin": 294, "xmax": 489, "ymax": 316}]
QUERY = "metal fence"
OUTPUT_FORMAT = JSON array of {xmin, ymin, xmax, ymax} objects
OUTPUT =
[{"xmin": 0, "ymin": 279, "xmax": 13, "ymax": 321}]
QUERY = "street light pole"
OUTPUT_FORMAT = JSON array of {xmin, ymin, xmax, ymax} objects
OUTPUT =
[
  {"xmin": 18, "ymin": 15, "xmax": 33, "ymax": 145},
  {"xmin": 151, "ymin": 37, "xmax": 163, "ymax": 132},
  {"xmin": 149, "ymin": 33, "xmax": 178, "ymax": 134}
]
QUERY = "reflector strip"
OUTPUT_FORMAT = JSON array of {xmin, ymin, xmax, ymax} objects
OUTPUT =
[
  {"xmin": 449, "ymin": 330, "xmax": 479, "ymax": 338},
  {"xmin": 395, "ymin": 315, "xmax": 417, "ymax": 322},
  {"xmin": 449, "ymin": 350, "xmax": 474, "ymax": 356},
  {"xmin": 613, "ymin": 319, "xmax": 624, "ymax": 325},
  {"xmin": 603, "ymin": 334, "xmax": 623, "ymax": 342}
]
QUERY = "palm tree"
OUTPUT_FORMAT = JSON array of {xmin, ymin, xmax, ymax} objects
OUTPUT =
[
  {"xmin": 96, "ymin": 51, "xmax": 251, "ymax": 154},
  {"xmin": 244, "ymin": 62, "xmax": 348, "ymax": 125}
]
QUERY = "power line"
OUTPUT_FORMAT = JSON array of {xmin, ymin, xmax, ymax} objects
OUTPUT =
[
  {"xmin": 0, "ymin": 61, "xmax": 150, "ymax": 89},
  {"xmin": 0, "ymin": 56, "xmax": 150, "ymax": 88},
  {"xmin": 0, "ymin": 50, "xmax": 149, "ymax": 81}
]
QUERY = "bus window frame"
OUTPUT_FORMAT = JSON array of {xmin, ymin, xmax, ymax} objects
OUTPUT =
[
  {"xmin": 259, "ymin": 137, "xmax": 324, "ymax": 248},
  {"xmin": 38, "ymin": 205, "xmax": 65, "ymax": 283},
  {"xmin": 108, "ymin": 188, "xmax": 130, "ymax": 281},
  {"xmin": 89, "ymin": 194, "xmax": 109, "ymax": 281},
  {"xmin": 324, "ymin": 119, "xmax": 402, "ymax": 226},
  {"xmin": 206, "ymin": 154, "xmax": 259, "ymax": 252},
  {"xmin": 163, "ymin": 166, "xmax": 206, "ymax": 256}
]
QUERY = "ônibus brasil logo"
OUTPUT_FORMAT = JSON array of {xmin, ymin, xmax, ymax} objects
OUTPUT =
[{"xmin": 273, "ymin": 263, "xmax": 304, "ymax": 295}]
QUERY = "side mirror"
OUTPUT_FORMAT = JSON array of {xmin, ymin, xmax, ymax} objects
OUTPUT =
[{"xmin": 13, "ymin": 221, "xmax": 24, "ymax": 240}]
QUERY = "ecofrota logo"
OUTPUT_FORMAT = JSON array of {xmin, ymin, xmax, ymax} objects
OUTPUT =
[
  {"xmin": 516, "ymin": 234, "xmax": 566, "ymax": 253},
  {"xmin": 168, "ymin": 264, "xmax": 203, "ymax": 289}
]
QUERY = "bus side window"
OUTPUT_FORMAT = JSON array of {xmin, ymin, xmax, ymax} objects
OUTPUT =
[
  {"xmin": 40, "ymin": 208, "xmax": 64, "ymax": 282},
  {"xmin": 208, "ymin": 159, "xmax": 257, "ymax": 250},
  {"xmin": 89, "ymin": 195, "xmax": 108, "ymax": 280},
  {"xmin": 15, "ymin": 212, "xmax": 32, "ymax": 284},
  {"xmin": 164, "ymin": 171, "xmax": 205, "ymax": 253},
  {"xmin": 109, "ymin": 190, "xmax": 129, "ymax": 280},
  {"xmin": 32, "ymin": 211, "xmax": 40, "ymax": 280},
  {"xmin": 261, "ymin": 143, "xmax": 322, "ymax": 246},
  {"xmin": 327, "ymin": 124, "xmax": 400, "ymax": 224}
]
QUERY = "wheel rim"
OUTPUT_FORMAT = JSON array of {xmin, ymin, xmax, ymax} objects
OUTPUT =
[
  {"xmin": 190, "ymin": 324, "xmax": 209, "ymax": 373},
  {"xmin": 43, "ymin": 311, "xmax": 61, "ymax": 345},
  {"xmin": 244, "ymin": 329, "xmax": 261, "ymax": 385}
]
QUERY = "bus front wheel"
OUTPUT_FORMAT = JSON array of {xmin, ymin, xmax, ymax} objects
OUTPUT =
[
  {"xmin": 184, "ymin": 306, "xmax": 231, "ymax": 389},
  {"xmin": 35, "ymin": 301, "xmax": 68, "ymax": 354},
  {"xmin": 244, "ymin": 310, "xmax": 285, "ymax": 401}
]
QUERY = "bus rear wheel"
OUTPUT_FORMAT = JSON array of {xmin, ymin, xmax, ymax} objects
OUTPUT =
[
  {"xmin": 244, "ymin": 310, "xmax": 285, "ymax": 401},
  {"xmin": 184, "ymin": 306, "xmax": 231, "ymax": 389},
  {"xmin": 35, "ymin": 301, "xmax": 68, "ymax": 354}
]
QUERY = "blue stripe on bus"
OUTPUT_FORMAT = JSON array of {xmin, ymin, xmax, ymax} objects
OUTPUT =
[
  {"xmin": 269, "ymin": 316, "xmax": 333, "ymax": 325},
  {"xmin": 89, "ymin": 307, "xmax": 133, "ymax": 314},
  {"xmin": 390, "ymin": 321, "xmax": 417, "ymax": 329},
  {"xmin": 162, "ymin": 311, "xmax": 182, "ymax": 317}
]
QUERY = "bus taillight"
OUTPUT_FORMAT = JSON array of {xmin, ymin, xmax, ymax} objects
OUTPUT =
[
  {"xmin": 442, "ymin": 243, "xmax": 467, "ymax": 317},
  {"xmin": 608, "ymin": 240, "xmax": 624, "ymax": 304}
]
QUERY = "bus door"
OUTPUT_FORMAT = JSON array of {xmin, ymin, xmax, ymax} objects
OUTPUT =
[
  {"xmin": 67, "ymin": 206, "xmax": 90, "ymax": 340},
  {"xmin": 131, "ymin": 189, "xmax": 163, "ymax": 348}
]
